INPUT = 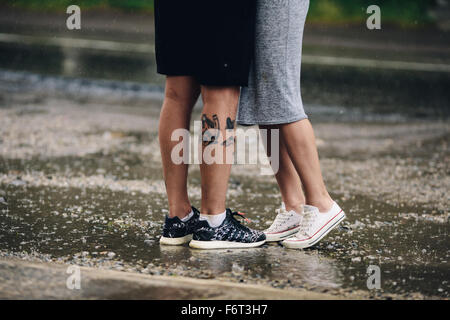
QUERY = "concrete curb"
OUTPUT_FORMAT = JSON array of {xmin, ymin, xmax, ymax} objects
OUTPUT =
[{"xmin": 0, "ymin": 258, "xmax": 343, "ymax": 300}]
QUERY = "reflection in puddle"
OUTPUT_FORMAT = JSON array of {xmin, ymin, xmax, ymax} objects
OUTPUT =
[{"xmin": 185, "ymin": 246, "xmax": 342, "ymax": 289}]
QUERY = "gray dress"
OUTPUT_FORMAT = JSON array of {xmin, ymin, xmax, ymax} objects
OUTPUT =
[{"xmin": 237, "ymin": 0, "xmax": 309, "ymax": 125}]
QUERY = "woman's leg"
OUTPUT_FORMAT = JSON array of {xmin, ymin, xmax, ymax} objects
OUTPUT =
[
  {"xmin": 279, "ymin": 118, "xmax": 334, "ymax": 212},
  {"xmin": 200, "ymin": 86, "xmax": 240, "ymax": 215},
  {"xmin": 159, "ymin": 76, "xmax": 200, "ymax": 218},
  {"xmin": 260, "ymin": 125, "xmax": 305, "ymax": 213}
]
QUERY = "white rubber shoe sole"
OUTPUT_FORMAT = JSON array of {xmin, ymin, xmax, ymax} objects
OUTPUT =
[
  {"xmin": 264, "ymin": 225, "xmax": 301, "ymax": 242},
  {"xmin": 282, "ymin": 210, "xmax": 346, "ymax": 249},
  {"xmin": 160, "ymin": 234, "xmax": 192, "ymax": 246},
  {"xmin": 189, "ymin": 239, "xmax": 266, "ymax": 250}
]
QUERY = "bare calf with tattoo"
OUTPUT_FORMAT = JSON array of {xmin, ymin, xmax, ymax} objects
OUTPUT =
[
  {"xmin": 199, "ymin": 86, "xmax": 238, "ymax": 215},
  {"xmin": 158, "ymin": 79, "xmax": 265, "ymax": 248}
]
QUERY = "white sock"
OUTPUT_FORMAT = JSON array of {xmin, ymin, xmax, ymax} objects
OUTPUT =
[
  {"xmin": 199, "ymin": 210, "xmax": 226, "ymax": 227},
  {"xmin": 180, "ymin": 209, "xmax": 194, "ymax": 222}
]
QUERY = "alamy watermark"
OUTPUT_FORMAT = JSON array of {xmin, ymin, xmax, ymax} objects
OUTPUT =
[
  {"xmin": 66, "ymin": 265, "xmax": 81, "ymax": 290},
  {"xmin": 366, "ymin": 265, "xmax": 381, "ymax": 290},
  {"xmin": 66, "ymin": 5, "xmax": 81, "ymax": 30},
  {"xmin": 366, "ymin": 5, "xmax": 381, "ymax": 30},
  {"xmin": 170, "ymin": 122, "xmax": 279, "ymax": 175}
]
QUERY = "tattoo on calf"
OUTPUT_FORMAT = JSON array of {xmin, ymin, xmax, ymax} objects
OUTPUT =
[
  {"xmin": 201, "ymin": 114, "xmax": 236, "ymax": 147},
  {"xmin": 223, "ymin": 117, "xmax": 236, "ymax": 146},
  {"xmin": 226, "ymin": 117, "xmax": 235, "ymax": 130},
  {"xmin": 202, "ymin": 114, "xmax": 220, "ymax": 146}
]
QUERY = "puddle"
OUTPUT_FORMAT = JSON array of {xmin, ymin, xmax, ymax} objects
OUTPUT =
[{"xmin": 0, "ymin": 181, "xmax": 448, "ymax": 298}]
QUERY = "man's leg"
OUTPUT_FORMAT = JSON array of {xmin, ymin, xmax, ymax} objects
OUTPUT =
[
  {"xmin": 189, "ymin": 85, "xmax": 266, "ymax": 249},
  {"xmin": 199, "ymin": 86, "xmax": 239, "ymax": 215},
  {"xmin": 159, "ymin": 76, "xmax": 200, "ymax": 218},
  {"xmin": 279, "ymin": 119, "xmax": 333, "ymax": 212}
]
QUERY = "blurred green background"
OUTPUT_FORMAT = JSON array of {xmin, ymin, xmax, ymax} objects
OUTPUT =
[{"xmin": 0, "ymin": 0, "xmax": 438, "ymax": 27}]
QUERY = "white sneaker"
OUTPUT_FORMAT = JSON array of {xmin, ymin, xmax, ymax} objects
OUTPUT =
[
  {"xmin": 282, "ymin": 202, "xmax": 345, "ymax": 249},
  {"xmin": 264, "ymin": 205, "xmax": 302, "ymax": 242}
]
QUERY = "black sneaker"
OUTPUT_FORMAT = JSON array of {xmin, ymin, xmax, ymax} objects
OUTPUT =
[
  {"xmin": 160, "ymin": 207, "xmax": 200, "ymax": 245},
  {"xmin": 189, "ymin": 209, "xmax": 266, "ymax": 249}
]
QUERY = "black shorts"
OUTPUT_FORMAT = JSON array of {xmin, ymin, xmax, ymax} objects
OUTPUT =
[{"xmin": 154, "ymin": 0, "xmax": 256, "ymax": 87}]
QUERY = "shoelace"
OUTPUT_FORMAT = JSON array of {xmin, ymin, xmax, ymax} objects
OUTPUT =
[
  {"xmin": 231, "ymin": 211, "xmax": 251, "ymax": 224},
  {"xmin": 266, "ymin": 208, "xmax": 293, "ymax": 231},
  {"xmin": 296, "ymin": 209, "xmax": 316, "ymax": 237}
]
